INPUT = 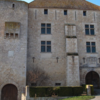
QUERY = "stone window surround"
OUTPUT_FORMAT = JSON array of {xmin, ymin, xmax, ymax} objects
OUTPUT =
[
  {"xmin": 85, "ymin": 24, "xmax": 95, "ymax": 35},
  {"xmin": 83, "ymin": 11, "xmax": 86, "ymax": 16},
  {"xmin": 84, "ymin": 23, "xmax": 96, "ymax": 35},
  {"xmin": 41, "ymin": 23, "xmax": 51, "ymax": 34},
  {"xmin": 44, "ymin": 9, "xmax": 48, "ymax": 15},
  {"xmin": 86, "ymin": 41, "xmax": 96, "ymax": 53},
  {"xmin": 64, "ymin": 10, "xmax": 67, "ymax": 15},
  {"xmin": 41, "ymin": 41, "xmax": 51, "ymax": 53}
]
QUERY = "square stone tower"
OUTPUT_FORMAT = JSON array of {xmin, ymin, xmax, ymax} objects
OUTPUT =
[{"xmin": 0, "ymin": 0, "xmax": 28, "ymax": 100}]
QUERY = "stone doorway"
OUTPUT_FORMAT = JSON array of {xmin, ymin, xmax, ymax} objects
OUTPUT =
[
  {"xmin": 1, "ymin": 84, "xmax": 18, "ymax": 100},
  {"xmin": 85, "ymin": 71, "xmax": 100, "ymax": 88}
]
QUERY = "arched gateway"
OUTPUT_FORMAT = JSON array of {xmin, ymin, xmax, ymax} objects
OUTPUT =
[
  {"xmin": 1, "ymin": 84, "xmax": 18, "ymax": 100},
  {"xmin": 85, "ymin": 71, "xmax": 100, "ymax": 88}
]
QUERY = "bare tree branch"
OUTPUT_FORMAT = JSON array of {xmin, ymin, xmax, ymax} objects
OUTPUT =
[{"xmin": 27, "ymin": 66, "xmax": 49, "ymax": 86}]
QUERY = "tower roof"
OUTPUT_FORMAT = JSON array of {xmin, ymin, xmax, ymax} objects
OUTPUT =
[{"xmin": 29, "ymin": 0, "xmax": 100, "ymax": 11}]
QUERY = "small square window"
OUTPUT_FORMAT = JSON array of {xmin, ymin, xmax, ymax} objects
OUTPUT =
[
  {"xmin": 83, "ymin": 11, "xmax": 86, "ymax": 16},
  {"xmin": 85, "ymin": 25, "xmax": 89, "ymax": 28},
  {"xmin": 10, "ymin": 33, "xmax": 13, "ymax": 37},
  {"xmin": 44, "ymin": 9, "xmax": 48, "ymax": 14},
  {"xmin": 31, "ymin": 83, "xmax": 37, "ymax": 86},
  {"xmin": 47, "ymin": 24, "xmax": 51, "ymax": 27},
  {"xmin": 64, "ymin": 10, "xmax": 67, "ymax": 15},
  {"xmin": 41, "ymin": 24, "xmax": 45, "ymax": 27},
  {"xmin": 47, "ymin": 41, "xmax": 51, "ymax": 45},
  {"xmin": 90, "ymin": 25, "xmax": 94, "ymax": 28},
  {"xmin": 15, "ymin": 33, "xmax": 18, "ymax": 38},
  {"xmin": 41, "ymin": 41, "xmax": 45, "ymax": 44},
  {"xmin": 92, "ymin": 42, "xmax": 95, "ymax": 46},
  {"xmin": 55, "ymin": 83, "xmax": 61, "ymax": 86},
  {"xmin": 6, "ymin": 33, "xmax": 9, "ymax": 37}
]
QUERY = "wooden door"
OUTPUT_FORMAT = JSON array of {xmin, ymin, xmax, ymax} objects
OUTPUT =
[
  {"xmin": 86, "ymin": 71, "xmax": 99, "ymax": 88},
  {"xmin": 1, "ymin": 84, "xmax": 18, "ymax": 100}
]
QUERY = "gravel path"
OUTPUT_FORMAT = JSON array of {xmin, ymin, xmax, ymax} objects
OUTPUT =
[{"xmin": 91, "ymin": 96, "xmax": 100, "ymax": 100}]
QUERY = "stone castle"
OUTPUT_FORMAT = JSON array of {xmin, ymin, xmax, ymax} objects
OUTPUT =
[{"xmin": 0, "ymin": 0, "xmax": 100, "ymax": 100}]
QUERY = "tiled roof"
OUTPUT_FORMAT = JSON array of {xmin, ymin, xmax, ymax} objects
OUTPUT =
[{"xmin": 29, "ymin": 0, "xmax": 100, "ymax": 10}]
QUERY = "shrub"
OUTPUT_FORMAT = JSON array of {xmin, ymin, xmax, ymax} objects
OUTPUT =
[
  {"xmin": 29, "ymin": 87, "xmax": 36, "ymax": 97},
  {"xmin": 72, "ymin": 87, "xmax": 83, "ymax": 96},
  {"xmin": 29, "ymin": 86, "xmax": 83, "ymax": 97},
  {"xmin": 59, "ymin": 87, "xmax": 72, "ymax": 96}
]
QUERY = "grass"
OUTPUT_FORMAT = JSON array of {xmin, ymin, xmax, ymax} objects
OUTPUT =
[{"xmin": 61, "ymin": 96, "xmax": 95, "ymax": 100}]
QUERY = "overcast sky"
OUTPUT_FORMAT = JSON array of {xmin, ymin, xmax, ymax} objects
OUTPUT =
[{"xmin": 22, "ymin": 0, "xmax": 100, "ymax": 6}]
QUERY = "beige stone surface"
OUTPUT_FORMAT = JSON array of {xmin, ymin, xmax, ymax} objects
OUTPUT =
[
  {"xmin": 0, "ymin": 1, "xmax": 28, "ymax": 100},
  {"xmin": 0, "ymin": 0, "xmax": 100, "ymax": 99},
  {"xmin": 28, "ymin": 8, "xmax": 100, "ymax": 87}
]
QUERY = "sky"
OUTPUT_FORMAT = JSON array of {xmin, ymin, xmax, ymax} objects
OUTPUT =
[{"xmin": 21, "ymin": 0, "xmax": 100, "ymax": 6}]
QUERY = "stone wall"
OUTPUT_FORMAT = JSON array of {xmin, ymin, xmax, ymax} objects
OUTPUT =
[
  {"xmin": 0, "ymin": 1, "xmax": 28, "ymax": 100},
  {"xmin": 28, "ymin": 8, "xmax": 100, "ymax": 86}
]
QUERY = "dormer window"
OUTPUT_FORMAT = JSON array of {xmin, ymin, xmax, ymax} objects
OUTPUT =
[
  {"xmin": 44, "ymin": 9, "xmax": 48, "ymax": 14},
  {"xmin": 64, "ymin": 10, "xmax": 67, "ymax": 15},
  {"xmin": 83, "ymin": 11, "xmax": 86, "ymax": 16}
]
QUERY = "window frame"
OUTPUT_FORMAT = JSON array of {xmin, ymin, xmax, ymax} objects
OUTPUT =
[
  {"xmin": 64, "ymin": 10, "xmax": 67, "ymax": 15},
  {"xmin": 44, "ymin": 9, "xmax": 48, "ymax": 15},
  {"xmin": 41, "ymin": 41, "xmax": 51, "ymax": 53},
  {"xmin": 55, "ymin": 83, "xmax": 61, "ymax": 86},
  {"xmin": 85, "ymin": 24, "xmax": 95, "ymax": 35},
  {"xmin": 86, "ymin": 42, "xmax": 96, "ymax": 53},
  {"xmin": 83, "ymin": 11, "xmax": 86, "ymax": 16},
  {"xmin": 41, "ymin": 23, "xmax": 51, "ymax": 34}
]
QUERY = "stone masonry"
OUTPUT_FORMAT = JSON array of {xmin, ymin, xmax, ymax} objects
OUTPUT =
[
  {"xmin": 0, "ymin": 0, "xmax": 28, "ymax": 100},
  {"xmin": 0, "ymin": 0, "xmax": 100, "ymax": 100}
]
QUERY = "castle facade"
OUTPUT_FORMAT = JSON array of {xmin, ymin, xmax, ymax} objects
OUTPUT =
[{"xmin": 0, "ymin": 0, "xmax": 100, "ymax": 100}]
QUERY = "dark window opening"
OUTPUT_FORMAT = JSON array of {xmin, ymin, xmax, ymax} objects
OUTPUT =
[
  {"xmin": 44, "ymin": 9, "xmax": 48, "ymax": 14},
  {"xmin": 6, "ymin": 33, "xmax": 9, "ymax": 37},
  {"xmin": 99, "ymin": 58, "xmax": 100, "ymax": 63},
  {"xmin": 31, "ymin": 83, "xmax": 37, "ymax": 86},
  {"xmin": 64, "ymin": 10, "xmax": 67, "ymax": 15},
  {"xmin": 12, "ymin": 4, "xmax": 15, "ymax": 9},
  {"xmin": 83, "ymin": 11, "xmax": 86, "ymax": 16},
  {"xmin": 10, "ymin": 33, "xmax": 13, "ymax": 37},
  {"xmin": 83, "ymin": 58, "xmax": 85, "ymax": 63},
  {"xmin": 15, "ymin": 33, "xmax": 18, "ymax": 38},
  {"xmin": 55, "ymin": 83, "xmax": 61, "ymax": 86}
]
